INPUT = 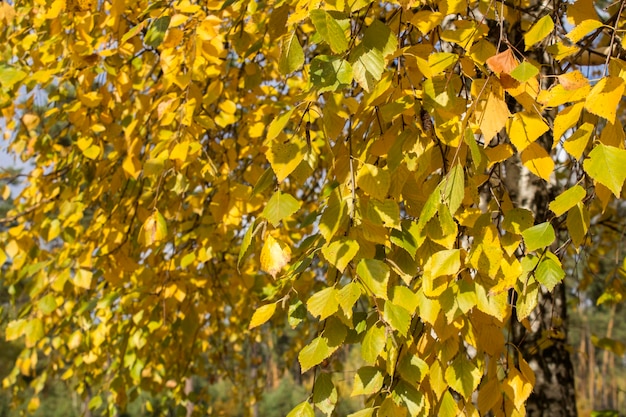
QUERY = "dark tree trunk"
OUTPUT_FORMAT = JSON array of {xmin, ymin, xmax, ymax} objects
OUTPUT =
[{"xmin": 513, "ymin": 283, "xmax": 578, "ymax": 417}]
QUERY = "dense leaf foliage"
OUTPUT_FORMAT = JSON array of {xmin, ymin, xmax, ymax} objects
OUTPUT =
[{"xmin": 1, "ymin": 0, "xmax": 626, "ymax": 415}]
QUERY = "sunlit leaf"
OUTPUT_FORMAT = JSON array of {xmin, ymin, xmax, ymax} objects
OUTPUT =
[
  {"xmin": 584, "ymin": 76, "xmax": 625, "ymax": 124},
  {"xmin": 261, "ymin": 190, "xmax": 301, "ymax": 227},
  {"xmin": 549, "ymin": 185, "xmax": 586, "ymax": 216},
  {"xmin": 583, "ymin": 144, "xmax": 626, "ymax": 197},
  {"xmin": 260, "ymin": 235, "xmax": 292, "ymax": 278},
  {"xmin": 522, "ymin": 222, "xmax": 555, "ymax": 252},
  {"xmin": 249, "ymin": 303, "xmax": 277, "ymax": 329},
  {"xmin": 524, "ymin": 15, "xmax": 554, "ymax": 50},
  {"xmin": 279, "ymin": 31, "xmax": 305, "ymax": 75}
]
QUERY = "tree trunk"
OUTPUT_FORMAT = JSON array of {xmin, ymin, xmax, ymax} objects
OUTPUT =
[
  {"xmin": 503, "ymin": 157, "xmax": 578, "ymax": 416},
  {"xmin": 513, "ymin": 283, "xmax": 578, "ymax": 417}
]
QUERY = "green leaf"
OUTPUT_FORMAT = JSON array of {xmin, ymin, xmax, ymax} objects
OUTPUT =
[
  {"xmin": 445, "ymin": 355, "xmax": 481, "ymax": 400},
  {"xmin": 391, "ymin": 286, "xmax": 419, "ymax": 313},
  {"xmin": 535, "ymin": 252, "xmax": 565, "ymax": 291},
  {"xmin": 307, "ymin": 286, "xmax": 340, "ymax": 320},
  {"xmin": 289, "ymin": 300, "xmax": 307, "ymax": 328},
  {"xmin": 313, "ymin": 373, "xmax": 337, "ymax": 415},
  {"xmin": 361, "ymin": 324, "xmax": 386, "ymax": 364},
  {"xmin": 383, "ymin": 301, "xmax": 412, "ymax": 336},
  {"xmin": 238, "ymin": 219, "xmax": 259, "ymax": 270},
  {"xmin": 249, "ymin": 302, "xmax": 277, "ymax": 329},
  {"xmin": 367, "ymin": 199, "xmax": 400, "ymax": 229},
  {"xmin": 352, "ymin": 366, "xmax": 384, "ymax": 396},
  {"xmin": 441, "ymin": 163, "xmax": 464, "ymax": 215},
  {"xmin": 337, "ymin": 282, "xmax": 362, "ymax": 316},
  {"xmin": 521, "ymin": 222, "xmax": 555, "ymax": 252},
  {"xmin": 298, "ymin": 319, "xmax": 346, "ymax": 372},
  {"xmin": 261, "ymin": 190, "xmax": 301, "ymax": 227},
  {"xmin": 350, "ymin": 44, "xmax": 384, "ymax": 92},
  {"xmin": 309, "ymin": 10, "xmax": 348, "ymax": 53},
  {"xmin": 394, "ymin": 381, "xmax": 425, "ymax": 416},
  {"xmin": 439, "ymin": 390, "xmax": 460, "ymax": 417},
  {"xmin": 144, "ymin": 16, "xmax": 171, "ymax": 48},
  {"xmin": 279, "ymin": 31, "xmax": 305, "ymax": 75},
  {"xmin": 287, "ymin": 401, "xmax": 314, "ymax": 417},
  {"xmin": 121, "ymin": 21, "xmax": 146, "ymax": 45},
  {"xmin": 37, "ymin": 293, "xmax": 57, "ymax": 315},
  {"xmin": 310, "ymin": 56, "xmax": 353, "ymax": 92},
  {"xmin": 298, "ymin": 336, "xmax": 332, "ymax": 372},
  {"xmin": 322, "ymin": 238, "xmax": 360, "ymax": 273},
  {"xmin": 510, "ymin": 61, "xmax": 539, "ymax": 82},
  {"xmin": 362, "ymin": 19, "xmax": 398, "ymax": 58},
  {"xmin": 584, "ymin": 144, "xmax": 626, "ymax": 197},
  {"xmin": 398, "ymin": 354, "xmax": 429, "ymax": 385},
  {"xmin": 357, "ymin": 259, "xmax": 390, "ymax": 299},
  {"xmin": 502, "ymin": 208, "xmax": 534, "ymax": 234},
  {"xmin": 549, "ymin": 185, "xmax": 586, "ymax": 216},
  {"xmin": 390, "ymin": 221, "xmax": 421, "ymax": 259},
  {"xmin": 524, "ymin": 15, "xmax": 554, "ymax": 50}
]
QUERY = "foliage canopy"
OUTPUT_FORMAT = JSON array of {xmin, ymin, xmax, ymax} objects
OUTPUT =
[{"xmin": 1, "ymin": 0, "xmax": 626, "ymax": 415}]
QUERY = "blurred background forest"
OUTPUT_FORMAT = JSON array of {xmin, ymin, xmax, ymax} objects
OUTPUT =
[{"xmin": 1, "ymin": 174, "xmax": 625, "ymax": 417}]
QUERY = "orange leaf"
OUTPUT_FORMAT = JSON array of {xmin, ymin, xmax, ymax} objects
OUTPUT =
[{"xmin": 486, "ymin": 48, "xmax": 518, "ymax": 74}]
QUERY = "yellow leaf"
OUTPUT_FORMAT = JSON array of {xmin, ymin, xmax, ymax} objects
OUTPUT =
[
  {"xmin": 266, "ymin": 138, "xmax": 306, "ymax": 183},
  {"xmin": 557, "ymin": 70, "xmax": 589, "ymax": 90},
  {"xmin": 503, "ymin": 367, "xmax": 533, "ymax": 411},
  {"xmin": 567, "ymin": 0, "xmax": 599, "ymax": 25},
  {"xmin": 473, "ymin": 79, "xmax": 511, "ymax": 143},
  {"xmin": 584, "ymin": 76, "xmax": 625, "ymax": 124},
  {"xmin": 566, "ymin": 19, "xmax": 603, "ymax": 43},
  {"xmin": 469, "ymin": 39, "xmax": 496, "ymax": 65},
  {"xmin": 410, "ymin": 11, "xmax": 443, "ymax": 35},
  {"xmin": 428, "ymin": 52, "xmax": 457, "ymax": 75},
  {"xmin": 485, "ymin": 144, "xmax": 514, "ymax": 168},
  {"xmin": 506, "ymin": 112, "xmax": 549, "ymax": 152},
  {"xmin": 74, "ymin": 268, "xmax": 93, "ymax": 289},
  {"xmin": 521, "ymin": 143, "xmax": 554, "ymax": 180},
  {"xmin": 78, "ymin": 91, "xmax": 103, "ymax": 108},
  {"xmin": 140, "ymin": 210, "xmax": 168, "ymax": 246},
  {"xmin": 357, "ymin": 163, "xmax": 390, "ymax": 200},
  {"xmin": 249, "ymin": 303, "xmax": 277, "ymax": 329},
  {"xmin": 553, "ymin": 102, "xmax": 584, "ymax": 143},
  {"xmin": 563, "ymin": 122, "xmax": 593, "ymax": 159},
  {"xmin": 321, "ymin": 238, "xmax": 360, "ymax": 273},
  {"xmin": 260, "ymin": 235, "xmax": 291, "ymax": 278},
  {"xmin": 170, "ymin": 141, "xmax": 189, "ymax": 162},
  {"xmin": 524, "ymin": 15, "xmax": 554, "ymax": 50},
  {"xmin": 123, "ymin": 139, "xmax": 142, "ymax": 179},
  {"xmin": 423, "ymin": 249, "xmax": 460, "ymax": 297}
]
